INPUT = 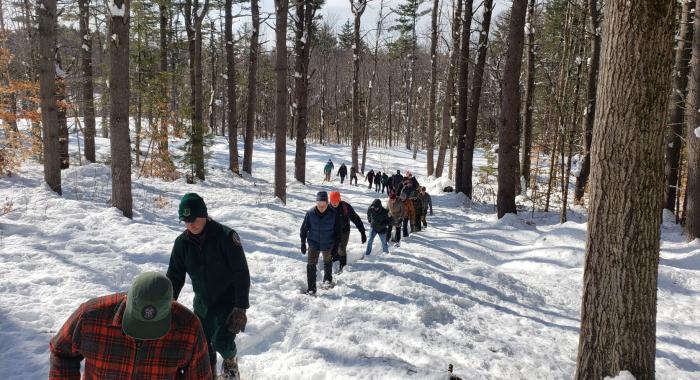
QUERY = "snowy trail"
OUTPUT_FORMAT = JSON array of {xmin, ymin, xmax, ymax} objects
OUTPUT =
[{"xmin": 1, "ymin": 134, "xmax": 699, "ymax": 379}]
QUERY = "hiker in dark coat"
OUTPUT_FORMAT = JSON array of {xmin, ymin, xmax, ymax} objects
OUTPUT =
[
  {"xmin": 167, "ymin": 193, "xmax": 250, "ymax": 378},
  {"xmin": 390, "ymin": 170, "xmax": 404, "ymax": 193},
  {"xmin": 418, "ymin": 186, "xmax": 433, "ymax": 228},
  {"xmin": 337, "ymin": 163, "xmax": 348, "ymax": 184},
  {"xmin": 387, "ymin": 191, "xmax": 405, "ymax": 246},
  {"xmin": 350, "ymin": 166, "xmax": 359, "ymax": 185},
  {"xmin": 365, "ymin": 199, "xmax": 392, "ymax": 256},
  {"xmin": 381, "ymin": 173, "xmax": 390, "ymax": 194},
  {"xmin": 300, "ymin": 191, "xmax": 344, "ymax": 294},
  {"xmin": 329, "ymin": 191, "xmax": 366, "ymax": 272},
  {"xmin": 366, "ymin": 170, "xmax": 375, "ymax": 189},
  {"xmin": 374, "ymin": 171, "xmax": 382, "ymax": 192}
]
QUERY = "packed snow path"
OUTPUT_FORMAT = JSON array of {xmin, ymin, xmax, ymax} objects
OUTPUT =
[{"xmin": 1, "ymin": 135, "xmax": 699, "ymax": 379}]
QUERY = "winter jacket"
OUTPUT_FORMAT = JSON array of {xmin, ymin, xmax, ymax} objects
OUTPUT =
[
  {"xmin": 167, "ymin": 220, "xmax": 250, "ymax": 318},
  {"xmin": 300, "ymin": 206, "xmax": 343, "ymax": 251},
  {"xmin": 367, "ymin": 200, "xmax": 392, "ymax": 233},
  {"xmin": 333, "ymin": 200, "xmax": 366, "ymax": 233},
  {"xmin": 337, "ymin": 164, "xmax": 348, "ymax": 177},
  {"xmin": 381, "ymin": 174, "xmax": 390, "ymax": 185},
  {"xmin": 404, "ymin": 198, "xmax": 416, "ymax": 221},
  {"xmin": 49, "ymin": 293, "xmax": 211, "ymax": 380},
  {"xmin": 398, "ymin": 177, "xmax": 419, "ymax": 198},
  {"xmin": 418, "ymin": 192, "xmax": 433, "ymax": 214},
  {"xmin": 391, "ymin": 173, "xmax": 404, "ymax": 189},
  {"xmin": 374, "ymin": 173, "xmax": 382, "ymax": 184},
  {"xmin": 387, "ymin": 199, "xmax": 406, "ymax": 226},
  {"xmin": 324, "ymin": 161, "xmax": 334, "ymax": 174},
  {"xmin": 366, "ymin": 170, "xmax": 375, "ymax": 183}
]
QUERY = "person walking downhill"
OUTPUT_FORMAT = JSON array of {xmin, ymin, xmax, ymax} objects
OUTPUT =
[
  {"xmin": 323, "ymin": 159, "xmax": 334, "ymax": 182},
  {"xmin": 49, "ymin": 272, "xmax": 212, "ymax": 380},
  {"xmin": 350, "ymin": 166, "xmax": 359, "ymax": 186},
  {"xmin": 381, "ymin": 172, "xmax": 390, "ymax": 194},
  {"xmin": 418, "ymin": 186, "xmax": 433, "ymax": 228},
  {"xmin": 366, "ymin": 169, "xmax": 375, "ymax": 189},
  {"xmin": 167, "ymin": 193, "xmax": 251, "ymax": 379},
  {"xmin": 365, "ymin": 199, "xmax": 392, "ymax": 256},
  {"xmin": 300, "ymin": 191, "xmax": 343, "ymax": 295},
  {"xmin": 387, "ymin": 191, "xmax": 406, "ymax": 247},
  {"xmin": 390, "ymin": 170, "xmax": 403, "ymax": 194},
  {"xmin": 337, "ymin": 163, "xmax": 348, "ymax": 184},
  {"xmin": 329, "ymin": 191, "xmax": 367, "ymax": 273},
  {"xmin": 374, "ymin": 171, "xmax": 382, "ymax": 192}
]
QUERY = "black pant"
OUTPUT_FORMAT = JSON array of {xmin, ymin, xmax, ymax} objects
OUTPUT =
[
  {"xmin": 402, "ymin": 218, "xmax": 410, "ymax": 237},
  {"xmin": 351, "ymin": 175, "xmax": 358, "ymax": 185},
  {"xmin": 340, "ymin": 175, "xmax": 346, "ymax": 184},
  {"xmin": 387, "ymin": 224, "xmax": 401, "ymax": 243},
  {"xmin": 375, "ymin": 183, "xmax": 380, "ymax": 192},
  {"xmin": 381, "ymin": 184, "xmax": 387, "ymax": 193}
]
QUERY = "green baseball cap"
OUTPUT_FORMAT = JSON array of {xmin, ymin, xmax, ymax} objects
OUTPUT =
[
  {"xmin": 178, "ymin": 193, "xmax": 208, "ymax": 223},
  {"xmin": 122, "ymin": 272, "xmax": 173, "ymax": 340}
]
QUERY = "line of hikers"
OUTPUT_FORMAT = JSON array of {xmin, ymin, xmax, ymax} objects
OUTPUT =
[{"xmin": 325, "ymin": 159, "xmax": 420, "ymax": 196}]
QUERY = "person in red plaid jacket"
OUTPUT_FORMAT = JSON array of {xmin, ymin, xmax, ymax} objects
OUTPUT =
[{"xmin": 49, "ymin": 272, "xmax": 212, "ymax": 380}]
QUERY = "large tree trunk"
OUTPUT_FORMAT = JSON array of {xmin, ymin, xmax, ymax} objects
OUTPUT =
[
  {"xmin": 79, "ymin": 0, "xmax": 96, "ymax": 162},
  {"xmin": 242, "ymin": 0, "xmax": 259, "ymax": 174},
  {"xmin": 461, "ymin": 0, "xmax": 493, "ymax": 198},
  {"xmin": 496, "ymin": 0, "xmax": 527, "ymax": 218},
  {"xmin": 560, "ymin": 42, "xmax": 584, "ymax": 223},
  {"xmin": 425, "ymin": 0, "xmax": 439, "ymax": 176},
  {"xmin": 435, "ymin": 0, "xmax": 462, "ymax": 178},
  {"xmin": 293, "ymin": 0, "xmax": 315, "ymax": 184},
  {"xmin": 350, "ymin": 0, "xmax": 367, "ymax": 171},
  {"xmin": 38, "ymin": 0, "xmax": 61, "ymax": 194},
  {"xmin": 686, "ymin": 1, "xmax": 700, "ymax": 240},
  {"xmin": 519, "ymin": 0, "xmax": 536, "ymax": 190},
  {"xmin": 109, "ymin": 0, "xmax": 133, "ymax": 218},
  {"xmin": 664, "ymin": 2, "xmax": 693, "ymax": 213},
  {"xmin": 574, "ymin": 1, "xmax": 675, "ymax": 378},
  {"xmin": 56, "ymin": 51, "xmax": 69, "ymax": 170},
  {"xmin": 226, "ymin": 0, "xmax": 239, "ymax": 174},
  {"xmin": 274, "ymin": 0, "xmax": 289, "ymax": 203},
  {"xmin": 573, "ymin": 0, "xmax": 602, "ymax": 204},
  {"xmin": 185, "ymin": 0, "xmax": 208, "ymax": 181},
  {"xmin": 362, "ymin": 0, "xmax": 386, "ymax": 175},
  {"xmin": 158, "ymin": 1, "xmax": 170, "ymax": 158},
  {"xmin": 454, "ymin": 0, "xmax": 473, "ymax": 193}
]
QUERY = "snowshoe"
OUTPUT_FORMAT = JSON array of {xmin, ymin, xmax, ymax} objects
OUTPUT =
[{"xmin": 218, "ymin": 357, "xmax": 240, "ymax": 379}]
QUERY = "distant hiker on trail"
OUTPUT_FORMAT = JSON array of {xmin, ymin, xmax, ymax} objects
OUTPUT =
[
  {"xmin": 396, "ymin": 171, "xmax": 419, "ymax": 198},
  {"xmin": 167, "ymin": 193, "xmax": 250, "ymax": 379},
  {"xmin": 401, "ymin": 191, "xmax": 416, "ymax": 237},
  {"xmin": 329, "ymin": 191, "xmax": 366, "ymax": 272},
  {"xmin": 411, "ymin": 188, "xmax": 423, "ymax": 233},
  {"xmin": 387, "ymin": 192, "xmax": 406, "ymax": 247},
  {"xmin": 350, "ymin": 166, "xmax": 359, "ymax": 186},
  {"xmin": 366, "ymin": 169, "xmax": 375, "ymax": 189},
  {"xmin": 337, "ymin": 163, "xmax": 348, "ymax": 184},
  {"xmin": 374, "ymin": 171, "xmax": 382, "ymax": 192},
  {"xmin": 365, "ymin": 199, "xmax": 392, "ymax": 256},
  {"xmin": 300, "ymin": 191, "xmax": 343, "ymax": 295},
  {"xmin": 324, "ymin": 159, "xmax": 334, "ymax": 182},
  {"xmin": 390, "ymin": 170, "xmax": 404, "ymax": 193},
  {"xmin": 418, "ymin": 187, "xmax": 433, "ymax": 228},
  {"xmin": 381, "ymin": 172, "xmax": 390, "ymax": 194},
  {"xmin": 49, "ymin": 272, "xmax": 212, "ymax": 380}
]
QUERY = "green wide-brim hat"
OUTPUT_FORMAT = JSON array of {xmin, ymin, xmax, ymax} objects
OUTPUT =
[{"xmin": 122, "ymin": 272, "xmax": 173, "ymax": 340}]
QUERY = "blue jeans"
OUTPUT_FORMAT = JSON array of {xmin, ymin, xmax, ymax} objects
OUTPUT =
[{"xmin": 365, "ymin": 227, "xmax": 389, "ymax": 255}]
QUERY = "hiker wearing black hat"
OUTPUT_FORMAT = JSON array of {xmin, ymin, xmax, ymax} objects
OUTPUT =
[
  {"xmin": 49, "ymin": 272, "xmax": 212, "ymax": 379},
  {"xmin": 167, "ymin": 193, "xmax": 250, "ymax": 379},
  {"xmin": 300, "ymin": 191, "xmax": 344, "ymax": 294}
]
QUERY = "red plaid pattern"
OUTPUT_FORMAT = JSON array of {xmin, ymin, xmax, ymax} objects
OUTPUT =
[{"xmin": 49, "ymin": 293, "xmax": 212, "ymax": 379}]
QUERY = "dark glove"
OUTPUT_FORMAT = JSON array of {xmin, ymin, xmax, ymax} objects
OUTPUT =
[
  {"xmin": 361, "ymin": 231, "xmax": 367, "ymax": 244},
  {"xmin": 226, "ymin": 308, "xmax": 247, "ymax": 334},
  {"xmin": 301, "ymin": 242, "xmax": 307, "ymax": 255}
]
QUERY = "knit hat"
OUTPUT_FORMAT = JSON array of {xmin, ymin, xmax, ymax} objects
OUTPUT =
[
  {"xmin": 389, "ymin": 191, "xmax": 397, "ymax": 200},
  {"xmin": 329, "ymin": 191, "xmax": 341, "ymax": 205},
  {"xmin": 316, "ymin": 191, "xmax": 329, "ymax": 202},
  {"xmin": 178, "ymin": 193, "xmax": 207, "ymax": 223},
  {"xmin": 122, "ymin": 272, "xmax": 173, "ymax": 340}
]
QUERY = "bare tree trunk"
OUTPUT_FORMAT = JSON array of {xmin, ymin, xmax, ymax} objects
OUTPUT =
[
  {"xmin": 574, "ymin": 1, "xmax": 675, "ymax": 378},
  {"xmin": 426, "ymin": 0, "xmax": 440, "ymax": 176},
  {"xmin": 664, "ymin": 2, "xmax": 693, "ymax": 212},
  {"xmin": 686, "ymin": 0, "xmax": 700, "ymax": 240},
  {"xmin": 38, "ymin": 0, "xmax": 61, "ymax": 194},
  {"xmin": 496, "ymin": 0, "xmax": 527, "ymax": 218},
  {"xmin": 519, "ymin": 0, "xmax": 536, "ymax": 190},
  {"xmin": 158, "ymin": 1, "xmax": 170, "ymax": 158},
  {"xmin": 361, "ymin": 0, "xmax": 386, "ymax": 174},
  {"xmin": 109, "ymin": 0, "xmax": 133, "ymax": 218},
  {"xmin": 573, "ymin": 0, "xmax": 602, "ymax": 204},
  {"xmin": 274, "ymin": 0, "xmax": 289, "ymax": 203},
  {"xmin": 79, "ymin": 0, "xmax": 96, "ymax": 162},
  {"xmin": 293, "ymin": 0, "xmax": 316, "ymax": 184},
  {"xmin": 56, "ymin": 51, "xmax": 69, "ymax": 170},
  {"xmin": 435, "ymin": 0, "xmax": 462, "ymax": 178},
  {"xmin": 350, "ymin": 0, "xmax": 367, "ymax": 170},
  {"xmin": 225, "ymin": 0, "xmax": 239, "ymax": 174},
  {"xmin": 454, "ymin": 0, "xmax": 473, "ymax": 193},
  {"xmin": 561, "ymin": 43, "xmax": 584, "ymax": 223},
  {"xmin": 185, "ymin": 0, "xmax": 208, "ymax": 181},
  {"xmin": 462, "ymin": 0, "xmax": 493, "ymax": 198},
  {"xmin": 242, "ymin": 0, "xmax": 259, "ymax": 174}
]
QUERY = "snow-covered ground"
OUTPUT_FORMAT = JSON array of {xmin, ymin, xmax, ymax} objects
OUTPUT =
[{"xmin": 1, "ymin": 130, "xmax": 699, "ymax": 379}]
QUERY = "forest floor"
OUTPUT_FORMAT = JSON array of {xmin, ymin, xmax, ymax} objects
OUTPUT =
[{"xmin": 1, "ymin": 127, "xmax": 699, "ymax": 379}]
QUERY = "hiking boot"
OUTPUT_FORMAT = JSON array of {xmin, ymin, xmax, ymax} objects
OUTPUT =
[
  {"xmin": 321, "ymin": 280, "xmax": 335, "ymax": 290},
  {"xmin": 219, "ymin": 356, "xmax": 240, "ymax": 379}
]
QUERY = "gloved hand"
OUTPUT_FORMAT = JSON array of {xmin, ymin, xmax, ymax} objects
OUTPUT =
[
  {"xmin": 361, "ymin": 231, "xmax": 367, "ymax": 244},
  {"xmin": 226, "ymin": 308, "xmax": 247, "ymax": 334},
  {"xmin": 301, "ymin": 242, "xmax": 307, "ymax": 255}
]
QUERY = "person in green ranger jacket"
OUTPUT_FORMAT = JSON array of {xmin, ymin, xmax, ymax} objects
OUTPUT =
[{"xmin": 167, "ymin": 193, "xmax": 250, "ymax": 380}]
